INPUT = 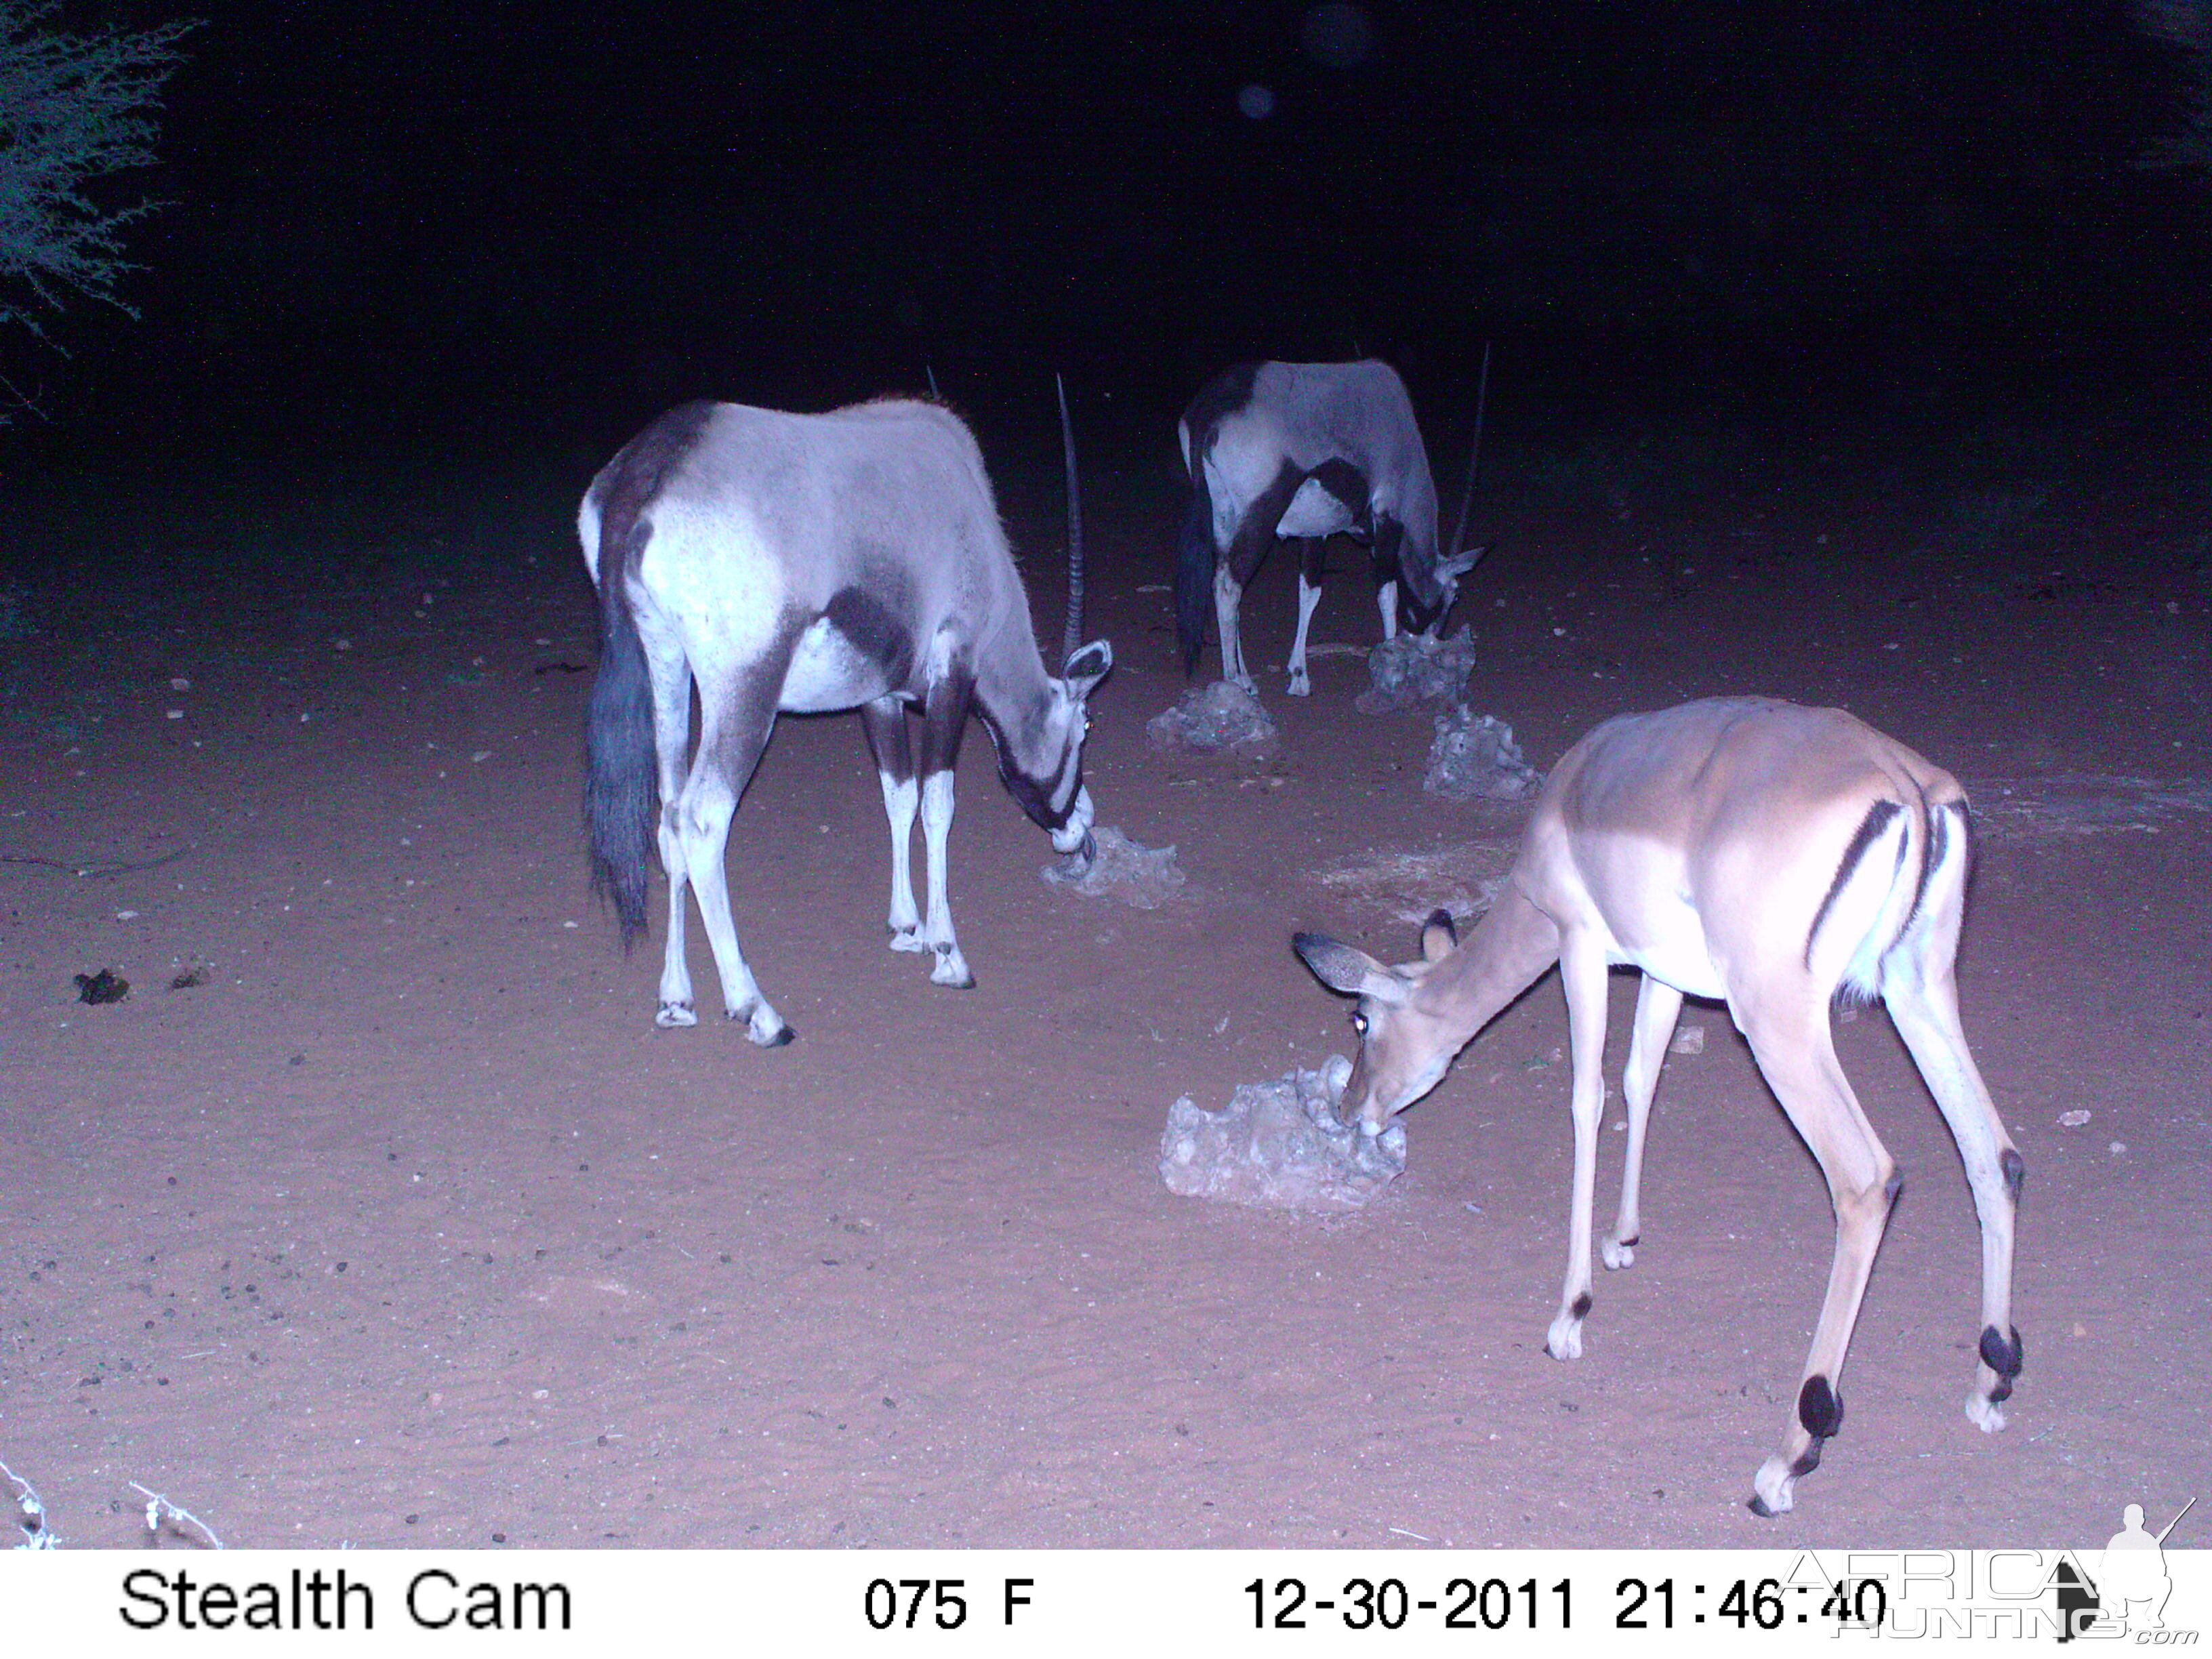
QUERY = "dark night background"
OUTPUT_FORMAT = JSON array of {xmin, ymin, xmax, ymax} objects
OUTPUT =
[{"xmin": 9, "ymin": 0, "xmax": 2211, "ymax": 501}]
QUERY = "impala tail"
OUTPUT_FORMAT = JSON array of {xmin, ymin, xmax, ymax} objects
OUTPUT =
[
  {"xmin": 1811, "ymin": 789, "xmax": 1968, "ymax": 1005},
  {"xmin": 584, "ymin": 531, "xmax": 658, "ymax": 949},
  {"xmin": 1174, "ymin": 447, "xmax": 1215, "ymax": 674}
]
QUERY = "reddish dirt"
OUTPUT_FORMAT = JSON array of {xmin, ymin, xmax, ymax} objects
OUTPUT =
[{"xmin": 2, "ymin": 451, "xmax": 2207, "ymax": 1550}]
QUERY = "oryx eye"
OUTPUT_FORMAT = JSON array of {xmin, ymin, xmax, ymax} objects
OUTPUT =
[{"xmin": 1351, "ymin": 1011, "xmax": 1369, "ymax": 1037}]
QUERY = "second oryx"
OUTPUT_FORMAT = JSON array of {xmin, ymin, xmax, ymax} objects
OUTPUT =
[
  {"xmin": 582, "ymin": 392, "xmax": 1111, "ymax": 1046},
  {"xmin": 1176, "ymin": 359, "xmax": 1485, "ymax": 697}
]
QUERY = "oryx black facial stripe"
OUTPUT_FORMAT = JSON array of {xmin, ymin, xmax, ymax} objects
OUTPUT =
[
  {"xmin": 1804, "ymin": 798, "xmax": 1903, "ymax": 968},
  {"xmin": 977, "ymin": 705, "xmax": 1080, "ymax": 832}
]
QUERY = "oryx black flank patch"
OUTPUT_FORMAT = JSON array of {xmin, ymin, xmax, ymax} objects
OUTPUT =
[
  {"xmin": 1304, "ymin": 455, "xmax": 1373, "ymax": 523},
  {"xmin": 825, "ymin": 582, "xmax": 916, "ymax": 685},
  {"xmin": 1804, "ymin": 798, "xmax": 1904, "ymax": 969}
]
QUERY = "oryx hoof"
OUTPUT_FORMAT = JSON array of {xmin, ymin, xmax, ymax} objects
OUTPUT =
[
  {"xmin": 1544, "ymin": 1291, "xmax": 1591, "ymax": 1359},
  {"xmin": 1601, "ymin": 1234, "xmax": 1638, "ymax": 1271},
  {"xmin": 728, "ymin": 1002, "xmax": 794, "ymax": 1047},
  {"xmin": 888, "ymin": 924, "xmax": 928, "ymax": 954},
  {"xmin": 929, "ymin": 943, "xmax": 975, "ymax": 989},
  {"xmin": 655, "ymin": 1000, "xmax": 697, "ymax": 1029}
]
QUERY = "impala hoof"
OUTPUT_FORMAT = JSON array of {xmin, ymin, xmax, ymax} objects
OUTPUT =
[
  {"xmin": 1966, "ymin": 1392, "xmax": 2009, "ymax": 1434},
  {"xmin": 929, "ymin": 945, "xmax": 976, "ymax": 989},
  {"xmin": 889, "ymin": 924, "xmax": 928, "ymax": 953},
  {"xmin": 1286, "ymin": 671, "xmax": 1311, "ymax": 697},
  {"xmin": 655, "ymin": 1000, "xmax": 697, "ymax": 1029},
  {"xmin": 1749, "ymin": 1456, "xmax": 1796, "ymax": 1517},
  {"xmin": 1601, "ymin": 1235, "xmax": 1638, "ymax": 1271}
]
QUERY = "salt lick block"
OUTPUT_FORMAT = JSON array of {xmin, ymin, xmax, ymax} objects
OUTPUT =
[
  {"xmin": 1160, "ymin": 1054, "xmax": 1408, "ymax": 1213},
  {"xmin": 1040, "ymin": 826, "xmax": 1186, "ymax": 909}
]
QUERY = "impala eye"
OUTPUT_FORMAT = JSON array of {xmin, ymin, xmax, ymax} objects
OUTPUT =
[{"xmin": 1351, "ymin": 1011, "xmax": 1369, "ymax": 1037}]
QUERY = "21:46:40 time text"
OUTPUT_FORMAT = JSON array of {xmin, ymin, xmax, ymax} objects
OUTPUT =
[{"xmin": 1246, "ymin": 1576, "xmax": 1571, "ymax": 1631}]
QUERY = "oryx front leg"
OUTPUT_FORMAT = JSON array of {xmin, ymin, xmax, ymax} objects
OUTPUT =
[
  {"xmin": 859, "ymin": 697, "xmax": 923, "ymax": 952},
  {"xmin": 1603, "ymin": 975, "xmax": 1684, "ymax": 1271},
  {"xmin": 916, "ymin": 772, "xmax": 972, "ymax": 987},
  {"xmin": 1212, "ymin": 563, "xmax": 1256, "ymax": 697},
  {"xmin": 916, "ymin": 671, "xmax": 975, "ymax": 989},
  {"xmin": 1545, "ymin": 937, "xmax": 1614, "ymax": 1361},
  {"xmin": 1742, "ymin": 1015, "xmax": 1896, "ymax": 1517},
  {"xmin": 1286, "ymin": 541, "xmax": 1324, "ymax": 696}
]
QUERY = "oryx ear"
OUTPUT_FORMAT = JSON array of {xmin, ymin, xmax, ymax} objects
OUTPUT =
[
  {"xmin": 1420, "ymin": 907, "xmax": 1458, "ymax": 962},
  {"xmin": 1062, "ymin": 638, "xmax": 1112, "ymax": 699},
  {"xmin": 1292, "ymin": 933, "xmax": 1410, "ymax": 1005},
  {"xmin": 1435, "ymin": 541, "xmax": 1490, "ymax": 584}
]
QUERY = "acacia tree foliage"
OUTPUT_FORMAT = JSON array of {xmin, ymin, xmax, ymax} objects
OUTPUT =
[
  {"xmin": 2137, "ymin": 0, "xmax": 2212, "ymax": 176},
  {"xmin": 0, "ymin": 3, "xmax": 191, "ymax": 336}
]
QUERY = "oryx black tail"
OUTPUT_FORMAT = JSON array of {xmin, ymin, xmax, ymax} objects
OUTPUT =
[
  {"xmin": 583, "ymin": 402, "xmax": 714, "ymax": 947},
  {"xmin": 1175, "ymin": 448, "xmax": 1216, "ymax": 676},
  {"xmin": 585, "ymin": 565, "xmax": 657, "ymax": 948}
]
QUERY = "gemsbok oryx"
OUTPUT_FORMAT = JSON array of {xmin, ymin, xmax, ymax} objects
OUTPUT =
[
  {"xmin": 1293, "ymin": 697, "xmax": 2022, "ymax": 1515},
  {"xmin": 1176, "ymin": 359, "xmax": 1486, "ymax": 697},
  {"xmin": 582, "ymin": 392, "xmax": 1111, "ymax": 1046}
]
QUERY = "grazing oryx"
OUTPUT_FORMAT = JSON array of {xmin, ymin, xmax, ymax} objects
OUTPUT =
[
  {"xmin": 1294, "ymin": 698, "xmax": 2022, "ymax": 1515},
  {"xmin": 1176, "ymin": 359, "xmax": 1486, "ymax": 697},
  {"xmin": 582, "ymin": 393, "xmax": 1111, "ymax": 1046}
]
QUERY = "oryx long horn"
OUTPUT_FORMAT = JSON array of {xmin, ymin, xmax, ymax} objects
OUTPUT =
[
  {"xmin": 1449, "ymin": 340, "xmax": 1492, "ymax": 558},
  {"xmin": 1058, "ymin": 371, "xmax": 1084, "ymax": 665}
]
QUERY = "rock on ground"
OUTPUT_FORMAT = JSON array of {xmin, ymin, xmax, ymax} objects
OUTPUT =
[
  {"xmin": 1425, "ymin": 707, "xmax": 1543, "ymax": 802},
  {"xmin": 1146, "ymin": 680, "xmax": 1278, "ymax": 755},
  {"xmin": 1040, "ymin": 827, "xmax": 1186, "ymax": 909},
  {"xmin": 1356, "ymin": 628, "xmax": 1479, "ymax": 713},
  {"xmin": 1160, "ymin": 1054, "xmax": 1408, "ymax": 1212}
]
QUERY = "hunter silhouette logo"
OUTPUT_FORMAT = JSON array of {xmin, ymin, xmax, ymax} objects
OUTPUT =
[{"xmin": 2055, "ymin": 1496, "xmax": 2196, "ymax": 1641}]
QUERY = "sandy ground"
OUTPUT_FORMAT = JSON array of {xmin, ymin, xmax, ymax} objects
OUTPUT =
[{"xmin": 1, "ymin": 443, "xmax": 2207, "ymax": 1551}]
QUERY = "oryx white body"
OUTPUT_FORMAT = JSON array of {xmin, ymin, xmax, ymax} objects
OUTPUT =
[
  {"xmin": 1295, "ymin": 697, "xmax": 2022, "ymax": 1515},
  {"xmin": 582, "ymin": 396, "xmax": 1110, "ymax": 1045},
  {"xmin": 1174, "ymin": 359, "xmax": 1481, "ymax": 697}
]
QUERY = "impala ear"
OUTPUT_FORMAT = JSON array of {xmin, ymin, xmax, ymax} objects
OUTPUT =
[
  {"xmin": 1420, "ymin": 907, "xmax": 1458, "ymax": 962},
  {"xmin": 1062, "ymin": 638, "xmax": 1112, "ymax": 699},
  {"xmin": 1292, "ymin": 933, "xmax": 1410, "ymax": 1006}
]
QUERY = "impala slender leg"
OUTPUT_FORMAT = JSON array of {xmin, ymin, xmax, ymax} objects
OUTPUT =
[
  {"xmin": 1603, "ymin": 975, "xmax": 1685, "ymax": 1270},
  {"xmin": 859, "ymin": 697, "xmax": 923, "ymax": 951},
  {"xmin": 1544, "ymin": 935, "xmax": 1614, "ymax": 1360},
  {"xmin": 1886, "ymin": 951, "xmax": 2022, "ymax": 1429},
  {"xmin": 1376, "ymin": 577, "xmax": 1399, "ymax": 642},
  {"xmin": 1739, "ymin": 1007, "xmax": 1897, "ymax": 1516}
]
